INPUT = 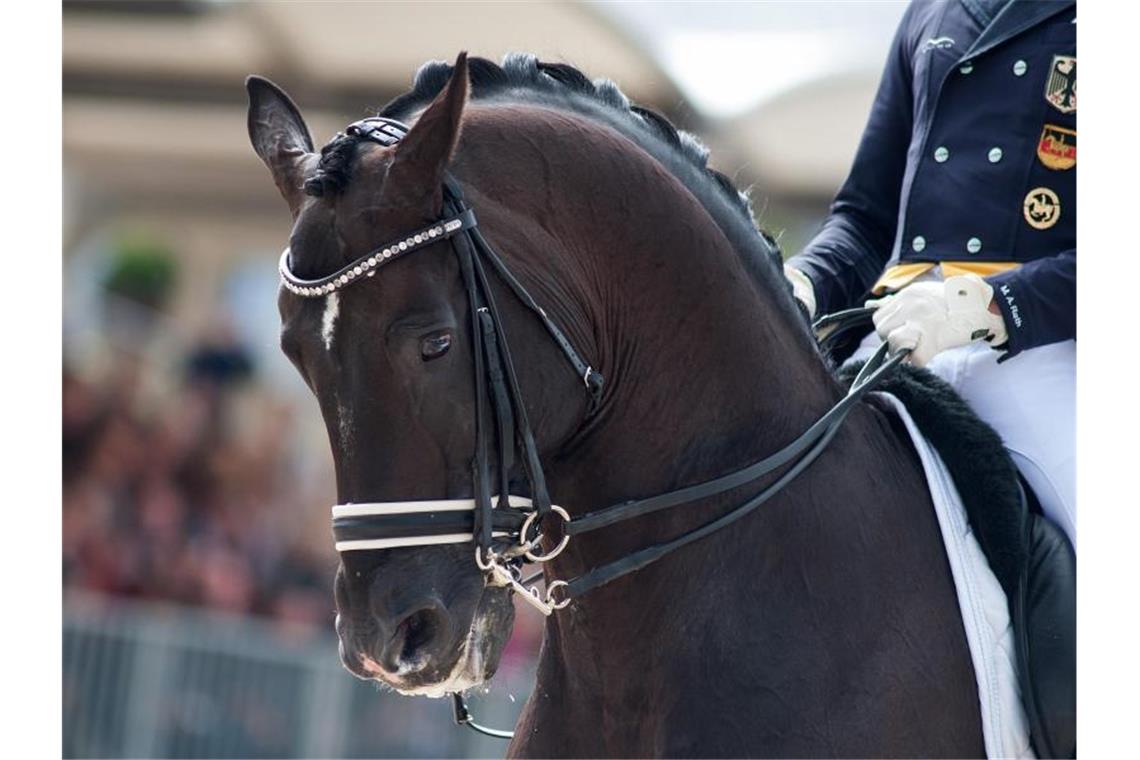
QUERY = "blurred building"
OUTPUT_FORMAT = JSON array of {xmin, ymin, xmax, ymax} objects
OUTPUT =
[
  {"xmin": 64, "ymin": 1, "xmax": 906, "ymax": 354},
  {"xmin": 64, "ymin": 1, "xmax": 677, "ymax": 346}
]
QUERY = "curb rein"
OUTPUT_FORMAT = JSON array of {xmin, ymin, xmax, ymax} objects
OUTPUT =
[{"xmin": 279, "ymin": 117, "xmax": 908, "ymax": 740}]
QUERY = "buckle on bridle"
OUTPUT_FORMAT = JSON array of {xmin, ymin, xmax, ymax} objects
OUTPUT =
[{"xmin": 345, "ymin": 117, "xmax": 409, "ymax": 147}]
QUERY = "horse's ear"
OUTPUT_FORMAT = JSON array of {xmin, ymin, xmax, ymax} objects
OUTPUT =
[
  {"xmin": 387, "ymin": 52, "xmax": 469, "ymax": 213},
  {"xmin": 246, "ymin": 75, "xmax": 315, "ymax": 217}
]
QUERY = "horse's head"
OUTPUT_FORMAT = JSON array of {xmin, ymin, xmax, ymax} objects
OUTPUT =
[{"xmin": 246, "ymin": 55, "xmax": 593, "ymax": 697}]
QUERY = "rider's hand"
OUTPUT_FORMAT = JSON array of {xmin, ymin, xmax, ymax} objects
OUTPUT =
[
  {"xmin": 783, "ymin": 264, "xmax": 816, "ymax": 318},
  {"xmin": 865, "ymin": 273, "xmax": 1008, "ymax": 367}
]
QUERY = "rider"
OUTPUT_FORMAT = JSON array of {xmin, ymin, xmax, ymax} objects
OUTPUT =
[{"xmin": 783, "ymin": 0, "xmax": 1076, "ymax": 546}]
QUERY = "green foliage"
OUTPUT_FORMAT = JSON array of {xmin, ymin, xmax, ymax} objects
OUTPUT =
[{"xmin": 103, "ymin": 235, "xmax": 178, "ymax": 310}]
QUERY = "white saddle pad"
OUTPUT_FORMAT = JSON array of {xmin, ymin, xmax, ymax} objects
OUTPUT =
[{"xmin": 875, "ymin": 392, "xmax": 1034, "ymax": 759}]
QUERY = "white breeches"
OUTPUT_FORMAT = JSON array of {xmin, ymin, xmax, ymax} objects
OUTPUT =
[{"xmin": 851, "ymin": 333, "xmax": 1076, "ymax": 548}]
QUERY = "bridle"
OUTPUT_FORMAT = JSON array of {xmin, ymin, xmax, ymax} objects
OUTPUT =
[
  {"xmin": 284, "ymin": 115, "xmax": 600, "ymax": 607},
  {"xmin": 281, "ymin": 116, "xmax": 908, "ymax": 738}
]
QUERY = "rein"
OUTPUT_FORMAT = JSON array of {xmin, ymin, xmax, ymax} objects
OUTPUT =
[{"xmin": 282, "ymin": 117, "xmax": 908, "ymax": 740}]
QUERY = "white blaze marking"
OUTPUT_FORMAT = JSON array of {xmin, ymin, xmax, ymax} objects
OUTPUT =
[{"xmin": 321, "ymin": 292, "xmax": 340, "ymax": 350}]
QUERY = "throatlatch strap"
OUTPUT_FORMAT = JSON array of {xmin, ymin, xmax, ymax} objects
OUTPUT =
[
  {"xmin": 471, "ymin": 225, "xmax": 604, "ymax": 404},
  {"xmin": 443, "ymin": 177, "xmax": 604, "ymax": 405}
]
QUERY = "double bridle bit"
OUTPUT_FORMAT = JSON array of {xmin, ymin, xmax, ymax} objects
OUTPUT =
[{"xmin": 282, "ymin": 116, "xmax": 909, "ymax": 737}]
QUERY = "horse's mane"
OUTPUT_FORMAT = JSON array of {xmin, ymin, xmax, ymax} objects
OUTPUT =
[{"xmin": 307, "ymin": 53, "xmax": 810, "ymax": 336}]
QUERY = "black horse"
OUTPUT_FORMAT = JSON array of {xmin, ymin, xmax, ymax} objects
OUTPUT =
[{"xmin": 247, "ymin": 54, "xmax": 987, "ymax": 756}]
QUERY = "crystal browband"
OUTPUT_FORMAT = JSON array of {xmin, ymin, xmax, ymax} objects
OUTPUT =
[{"xmin": 279, "ymin": 208, "xmax": 477, "ymax": 298}]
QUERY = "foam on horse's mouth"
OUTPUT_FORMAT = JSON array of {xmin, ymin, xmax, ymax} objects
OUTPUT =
[{"xmin": 379, "ymin": 612, "xmax": 492, "ymax": 699}]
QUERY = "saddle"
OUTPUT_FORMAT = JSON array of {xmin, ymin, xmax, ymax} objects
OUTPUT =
[{"xmin": 838, "ymin": 362, "xmax": 1076, "ymax": 758}]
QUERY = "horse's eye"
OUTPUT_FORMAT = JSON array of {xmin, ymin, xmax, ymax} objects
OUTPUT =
[{"xmin": 421, "ymin": 331, "xmax": 452, "ymax": 361}]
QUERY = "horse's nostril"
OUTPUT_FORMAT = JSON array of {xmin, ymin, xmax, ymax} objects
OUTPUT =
[
  {"xmin": 399, "ymin": 608, "xmax": 439, "ymax": 659},
  {"xmin": 377, "ymin": 601, "xmax": 451, "ymax": 673}
]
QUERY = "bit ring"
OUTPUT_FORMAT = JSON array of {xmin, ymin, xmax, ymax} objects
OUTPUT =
[
  {"xmin": 521, "ymin": 506, "xmax": 571, "ymax": 563},
  {"xmin": 475, "ymin": 545, "xmax": 498, "ymax": 572},
  {"xmin": 545, "ymin": 579, "xmax": 571, "ymax": 610}
]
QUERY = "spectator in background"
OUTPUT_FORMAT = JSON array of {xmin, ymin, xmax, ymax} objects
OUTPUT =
[
  {"xmin": 63, "ymin": 324, "xmax": 546, "ymax": 661},
  {"xmin": 62, "ymin": 327, "xmax": 332, "ymax": 633}
]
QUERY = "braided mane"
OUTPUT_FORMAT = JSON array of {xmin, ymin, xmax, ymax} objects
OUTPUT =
[
  {"xmin": 306, "ymin": 53, "xmax": 804, "ymax": 331},
  {"xmin": 383, "ymin": 55, "xmax": 756, "ymax": 221}
]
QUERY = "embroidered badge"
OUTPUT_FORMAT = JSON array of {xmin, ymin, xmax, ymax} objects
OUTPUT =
[
  {"xmin": 1023, "ymin": 187, "xmax": 1061, "ymax": 230},
  {"xmin": 1037, "ymin": 124, "xmax": 1076, "ymax": 170},
  {"xmin": 919, "ymin": 36, "xmax": 956, "ymax": 54},
  {"xmin": 1044, "ymin": 55, "xmax": 1076, "ymax": 113}
]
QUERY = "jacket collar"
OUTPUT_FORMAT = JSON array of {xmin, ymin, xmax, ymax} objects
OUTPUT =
[{"xmin": 961, "ymin": 0, "xmax": 1075, "ymax": 61}]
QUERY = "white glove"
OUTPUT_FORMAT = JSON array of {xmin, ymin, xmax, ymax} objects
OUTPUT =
[
  {"xmin": 865, "ymin": 274, "xmax": 1008, "ymax": 367},
  {"xmin": 783, "ymin": 264, "xmax": 816, "ymax": 318}
]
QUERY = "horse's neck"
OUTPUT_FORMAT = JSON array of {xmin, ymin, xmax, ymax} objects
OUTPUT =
[
  {"xmin": 517, "ymin": 225, "xmax": 958, "ymax": 748},
  {"xmin": 459, "ymin": 108, "xmax": 974, "ymax": 756},
  {"xmin": 498, "ymin": 150, "xmax": 863, "ymax": 741},
  {"xmin": 483, "ymin": 170, "xmax": 948, "ymax": 754}
]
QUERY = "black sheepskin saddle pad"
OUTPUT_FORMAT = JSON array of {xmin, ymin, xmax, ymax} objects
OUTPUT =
[{"xmin": 838, "ymin": 361, "xmax": 1076, "ymax": 758}]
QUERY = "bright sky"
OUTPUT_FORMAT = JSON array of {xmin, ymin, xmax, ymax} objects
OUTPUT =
[{"xmin": 590, "ymin": 0, "xmax": 908, "ymax": 118}]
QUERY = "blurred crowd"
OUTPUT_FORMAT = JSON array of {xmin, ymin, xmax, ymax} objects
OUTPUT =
[
  {"xmin": 62, "ymin": 325, "xmax": 545, "ymax": 675},
  {"xmin": 62, "ymin": 334, "xmax": 336, "ymax": 633}
]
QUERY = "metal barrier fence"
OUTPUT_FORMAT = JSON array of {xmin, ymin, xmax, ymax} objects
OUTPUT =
[{"xmin": 63, "ymin": 592, "xmax": 532, "ymax": 758}]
